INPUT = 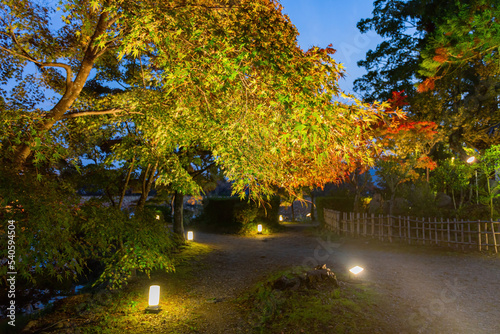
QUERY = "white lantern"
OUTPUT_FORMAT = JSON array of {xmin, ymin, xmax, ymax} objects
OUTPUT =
[
  {"xmin": 146, "ymin": 285, "xmax": 161, "ymax": 313},
  {"xmin": 187, "ymin": 231, "xmax": 194, "ymax": 241},
  {"xmin": 257, "ymin": 224, "xmax": 263, "ymax": 234}
]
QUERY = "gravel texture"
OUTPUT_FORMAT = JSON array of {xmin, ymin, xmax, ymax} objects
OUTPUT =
[{"xmin": 183, "ymin": 224, "xmax": 500, "ymax": 334}]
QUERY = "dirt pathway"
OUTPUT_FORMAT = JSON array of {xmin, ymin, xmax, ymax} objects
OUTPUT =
[{"xmin": 182, "ymin": 224, "xmax": 500, "ymax": 334}]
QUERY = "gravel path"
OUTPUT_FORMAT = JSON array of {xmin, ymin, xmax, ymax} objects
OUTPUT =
[{"xmin": 184, "ymin": 224, "xmax": 500, "ymax": 334}]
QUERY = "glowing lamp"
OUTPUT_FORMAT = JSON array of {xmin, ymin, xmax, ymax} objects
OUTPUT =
[
  {"xmin": 467, "ymin": 156, "xmax": 475, "ymax": 163},
  {"xmin": 279, "ymin": 215, "xmax": 283, "ymax": 221},
  {"xmin": 146, "ymin": 285, "xmax": 161, "ymax": 313},
  {"xmin": 349, "ymin": 266, "xmax": 364, "ymax": 275},
  {"xmin": 187, "ymin": 231, "xmax": 194, "ymax": 241},
  {"xmin": 156, "ymin": 215, "xmax": 160, "ymax": 220},
  {"xmin": 257, "ymin": 224, "xmax": 263, "ymax": 234}
]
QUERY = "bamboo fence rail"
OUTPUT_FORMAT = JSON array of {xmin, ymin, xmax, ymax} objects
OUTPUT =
[{"xmin": 323, "ymin": 209, "xmax": 500, "ymax": 253}]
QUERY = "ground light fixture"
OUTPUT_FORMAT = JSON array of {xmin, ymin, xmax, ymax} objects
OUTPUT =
[
  {"xmin": 467, "ymin": 156, "xmax": 475, "ymax": 163},
  {"xmin": 279, "ymin": 215, "xmax": 283, "ymax": 221},
  {"xmin": 187, "ymin": 231, "xmax": 194, "ymax": 241},
  {"xmin": 257, "ymin": 224, "xmax": 263, "ymax": 234},
  {"xmin": 146, "ymin": 285, "xmax": 161, "ymax": 313},
  {"xmin": 349, "ymin": 266, "xmax": 364, "ymax": 275},
  {"xmin": 156, "ymin": 215, "xmax": 160, "ymax": 220}
]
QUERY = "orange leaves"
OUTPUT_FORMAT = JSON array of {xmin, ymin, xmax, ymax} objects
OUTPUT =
[
  {"xmin": 387, "ymin": 90, "xmax": 408, "ymax": 109},
  {"xmin": 416, "ymin": 155, "xmax": 438, "ymax": 170},
  {"xmin": 433, "ymin": 47, "xmax": 449, "ymax": 63},
  {"xmin": 417, "ymin": 77, "xmax": 436, "ymax": 92}
]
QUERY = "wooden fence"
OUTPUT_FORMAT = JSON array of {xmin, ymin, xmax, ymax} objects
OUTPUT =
[{"xmin": 324, "ymin": 209, "xmax": 500, "ymax": 253}]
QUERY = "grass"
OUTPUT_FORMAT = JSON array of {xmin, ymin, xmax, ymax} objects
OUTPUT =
[
  {"xmin": 16, "ymin": 241, "xmax": 213, "ymax": 334},
  {"xmin": 239, "ymin": 267, "xmax": 386, "ymax": 334}
]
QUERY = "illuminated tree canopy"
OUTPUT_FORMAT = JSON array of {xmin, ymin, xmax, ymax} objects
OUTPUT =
[{"xmin": 0, "ymin": 0, "xmax": 398, "ymax": 200}]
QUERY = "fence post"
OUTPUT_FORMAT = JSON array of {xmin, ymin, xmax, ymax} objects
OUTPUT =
[
  {"xmin": 422, "ymin": 217, "xmax": 426, "ymax": 245},
  {"xmin": 460, "ymin": 222, "xmax": 464, "ymax": 250},
  {"xmin": 371, "ymin": 213, "xmax": 375, "ymax": 237},
  {"xmin": 407, "ymin": 216, "xmax": 411, "ymax": 244},
  {"xmin": 467, "ymin": 221, "xmax": 472, "ymax": 248},
  {"xmin": 379, "ymin": 214, "xmax": 383, "ymax": 241},
  {"xmin": 434, "ymin": 217, "xmax": 438, "ymax": 245},
  {"xmin": 416, "ymin": 218, "xmax": 420, "ymax": 244},
  {"xmin": 447, "ymin": 218, "xmax": 450, "ymax": 247},
  {"xmin": 485, "ymin": 222, "xmax": 489, "ymax": 251},
  {"xmin": 491, "ymin": 221, "xmax": 498, "ymax": 254},
  {"xmin": 356, "ymin": 212, "xmax": 360, "ymax": 236},
  {"xmin": 441, "ymin": 217, "xmax": 444, "ymax": 245},
  {"xmin": 398, "ymin": 215, "xmax": 402, "ymax": 241},
  {"xmin": 352, "ymin": 212, "xmax": 355, "ymax": 235},
  {"xmin": 363, "ymin": 213, "xmax": 367, "ymax": 237},
  {"xmin": 478, "ymin": 221, "xmax": 481, "ymax": 252},
  {"xmin": 389, "ymin": 215, "xmax": 393, "ymax": 243}
]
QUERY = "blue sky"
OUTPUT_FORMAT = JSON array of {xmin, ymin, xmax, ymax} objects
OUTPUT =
[{"xmin": 280, "ymin": 0, "xmax": 383, "ymax": 96}]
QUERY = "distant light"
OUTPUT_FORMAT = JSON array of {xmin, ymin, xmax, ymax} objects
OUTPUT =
[
  {"xmin": 349, "ymin": 266, "xmax": 364, "ymax": 275},
  {"xmin": 279, "ymin": 215, "xmax": 283, "ymax": 221},
  {"xmin": 187, "ymin": 231, "xmax": 194, "ymax": 241},
  {"xmin": 306, "ymin": 213, "xmax": 311, "ymax": 217},
  {"xmin": 146, "ymin": 285, "xmax": 161, "ymax": 313},
  {"xmin": 257, "ymin": 224, "xmax": 263, "ymax": 233},
  {"xmin": 156, "ymin": 215, "xmax": 160, "ymax": 220},
  {"xmin": 467, "ymin": 156, "xmax": 475, "ymax": 163},
  {"xmin": 451, "ymin": 157, "xmax": 455, "ymax": 164}
]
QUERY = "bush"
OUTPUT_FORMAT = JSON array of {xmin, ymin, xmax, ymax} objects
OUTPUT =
[
  {"xmin": 79, "ymin": 205, "xmax": 176, "ymax": 289},
  {"xmin": 0, "ymin": 168, "xmax": 178, "ymax": 316},
  {"xmin": 197, "ymin": 196, "xmax": 280, "ymax": 234},
  {"xmin": 316, "ymin": 196, "xmax": 354, "ymax": 225},
  {"xmin": 145, "ymin": 203, "xmax": 172, "ymax": 222}
]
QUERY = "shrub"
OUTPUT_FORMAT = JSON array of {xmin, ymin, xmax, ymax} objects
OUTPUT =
[
  {"xmin": 316, "ymin": 196, "xmax": 354, "ymax": 225},
  {"xmin": 197, "ymin": 196, "xmax": 280, "ymax": 234}
]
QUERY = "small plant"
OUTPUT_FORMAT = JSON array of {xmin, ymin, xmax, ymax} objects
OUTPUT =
[{"xmin": 240, "ymin": 268, "xmax": 382, "ymax": 333}]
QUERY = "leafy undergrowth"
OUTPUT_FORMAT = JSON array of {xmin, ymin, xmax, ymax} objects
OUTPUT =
[
  {"xmin": 240, "ymin": 267, "xmax": 387, "ymax": 334},
  {"xmin": 18, "ymin": 242, "xmax": 212, "ymax": 334}
]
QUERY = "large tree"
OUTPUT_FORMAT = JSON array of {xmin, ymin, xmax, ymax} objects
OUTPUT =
[
  {"xmin": 355, "ymin": 0, "xmax": 500, "ymax": 156},
  {"xmin": 1, "ymin": 0, "xmax": 400, "ymax": 199}
]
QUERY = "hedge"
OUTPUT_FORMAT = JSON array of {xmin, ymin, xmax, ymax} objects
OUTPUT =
[
  {"xmin": 198, "ymin": 196, "xmax": 280, "ymax": 233},
  {"xmin": 316, "ymin": 196, "xmax": 354, "ymax": 225}
]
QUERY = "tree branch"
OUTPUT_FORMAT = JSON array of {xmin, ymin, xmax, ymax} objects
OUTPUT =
[
  {"xmin": 39, "ymin": 62, "xmax": 73, "ymax": 88},
  {"xmin": 0, "ymin": 45, "xmax": 74, "ymax": 90},
  {"xmin": 63, "ymin": 108, "xmax": 143, "ymax": 119}
]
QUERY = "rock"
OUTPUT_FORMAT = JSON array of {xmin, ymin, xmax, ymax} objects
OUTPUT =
[
  {"xmin": 369, "ymin": 193, "xmax": 383, "ymax": 214},
  {"xmin": 435, "ymin": 192, "xmax": 452, "ymax": 208},
  {"xmin": 270, "ymin": 265, "xmax": 339, "ymax": 291},
  {"xmin": 272, "ymin": 275, "xmax": 302, "ymax": 291},
  {"xmin": 306, "ymin": 264, "xmax": 339, "ymax": 287}
]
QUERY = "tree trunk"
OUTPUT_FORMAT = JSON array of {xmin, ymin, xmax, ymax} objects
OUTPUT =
[
  {"xmin": 353, "ymin": 192, "xmax": 360, "ymax": 213},
  {"xmin": 137, "ymin": 162, "xmax": 157, "ymax": 210},
  {"xmin": 389, "ymin": 192, "xmax": 395, "ymax": 216},
  {"xmin": 173, "ymin": 191, "xmax": 184, "ymax": 237},
  {"xmin": 119, "ymin": 157, "xmax": 135, "ymax": 209},
  {"xmin": 451, "ymin": 188, "xmax": 457, "ymax": 210},
  {"xmin": 13, "ymin": 11, "xmax": 111, "ymax": 170},
  {"xmin": 310, "ymin": 192, "xmax": 315, "ymax": 221}
]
